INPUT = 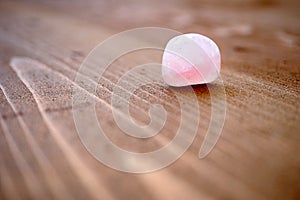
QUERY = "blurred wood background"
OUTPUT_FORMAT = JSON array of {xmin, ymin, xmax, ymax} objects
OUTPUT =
[{"xmin": 0, "ymin": 0, "xmax": 299, "ymax": 199}]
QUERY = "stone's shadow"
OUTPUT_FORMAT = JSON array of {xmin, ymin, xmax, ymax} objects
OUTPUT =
[
  {"xmin": 168, "ymin": 83, "xmax": 211, "ymax": 97},
  {"xmin": 192, "ymin": 84, "xmax": 211, "ymax": 97}
]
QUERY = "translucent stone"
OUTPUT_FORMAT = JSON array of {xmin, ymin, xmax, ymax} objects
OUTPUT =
[{"xmin": 162, "ymin": 33, "xmax": 221, "ymax": 86}]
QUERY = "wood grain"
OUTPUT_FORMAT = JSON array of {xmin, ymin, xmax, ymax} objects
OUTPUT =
[{"xmin": 0, "ymin": 0, "xmax": 299, "ymax": 199}]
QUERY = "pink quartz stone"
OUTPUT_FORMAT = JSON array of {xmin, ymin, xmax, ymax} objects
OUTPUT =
[{"xmin": 162, "ymin": 33, "xmax": 221, "ymax": 86}]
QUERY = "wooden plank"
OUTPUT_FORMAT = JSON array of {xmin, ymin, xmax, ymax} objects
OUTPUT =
[{"xmin": 0, "ymin": 0, "xmax": 299, "ymax": 199}]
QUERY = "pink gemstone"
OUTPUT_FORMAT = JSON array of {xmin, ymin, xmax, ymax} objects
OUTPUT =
[{"xmin": 162, "ymin": 33, "xmax": 221, "ymax": 86}]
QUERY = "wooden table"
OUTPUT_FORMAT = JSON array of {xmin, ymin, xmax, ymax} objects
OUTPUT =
[{"xmin": 0, "ymin": 0, "xmax": 299, "ymax": 199}]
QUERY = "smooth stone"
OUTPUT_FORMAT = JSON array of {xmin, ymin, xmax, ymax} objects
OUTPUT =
[{"xmin": 162, "ymin": 33, "xmax": 221, "ymax": 87}]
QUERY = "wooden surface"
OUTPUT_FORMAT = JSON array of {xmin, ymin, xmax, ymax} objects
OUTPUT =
[{"xmin": 0, "ymin": 0, "xmax": 300, "ymax": 199}]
